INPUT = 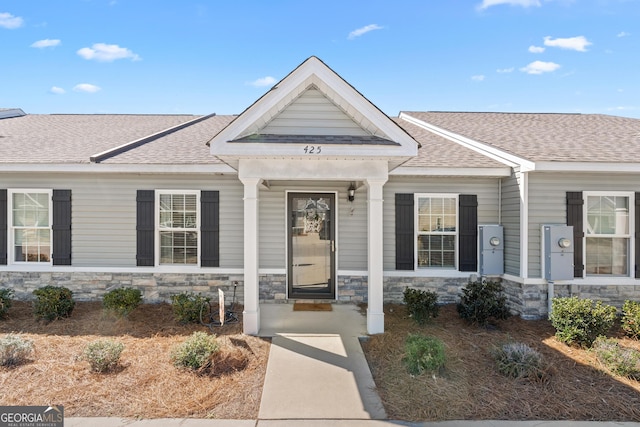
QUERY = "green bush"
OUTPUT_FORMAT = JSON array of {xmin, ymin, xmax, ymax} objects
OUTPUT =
[
  {"xmin": 103, "ymin": 287, "xmax": 142, "ymax": 317},
  {"xmin": 550, "ymin": 297, "xmax": 617, "ymax": 348},
  {"xmin": 457, "ymin": 280, "xmax": 510, "ymax": 326},
  {"xmin": 0, "ymin": 288, "xmax": 14, "ymax": 319},
  {"xmin": 32, "ymin": 285, "xmax": 75, "ymax": 322},
  {"xmin": 403, "ymin": 288, "xmax": 439, "ymax": 325},
  {"xmin": 82, "ymin": 340, "xmax": 125, "ymax": 373},
  {"xmin": 621, "ymin": 300, "xmax": 640, "ymax": 339},
  {"xmin": 403, "ymin": 334, "xmax": 446, "ymax": 375},
  {"xmin": 592, "ymin": 337, "xmax": 640, "ymax": 379},
  {"xmin": 170, "ymin": 292, "xmax": 209, "ymax": 324},
  {"xmin": 492, "ymin": 342, "xmax": 544, "ymax": 379},
  {"xmin": 0, "ymin": 334, "xmax": 34, "ymax": 367},
  {"xmin": 171, "ymin": 331, "xmax": 220, "ymax": 371}
]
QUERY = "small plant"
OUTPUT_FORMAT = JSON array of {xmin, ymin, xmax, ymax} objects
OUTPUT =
[
  {"xmin": 0, "ymin": 288, "xmax": 14, "ymax": 319},
  {"xmin": 82, "ymin": 340, "xmax": 125, "ymax": 373},
  {"xmin": 457, "ymin": 280, "xmax": 510, "ymax": 327},
  {"xmin": 621, "ymin": 300, "xmax": 640, "ymax": 339},
  {"xmin": 170, "ymin": 292, "xmax": 209, "ymax": 324},
  {"xmin": 103, "ymin": 287, "xmax": 142, "ymax": 317},
  {"xmin": 549, "ymin": 297, "xmax": 617, "ymax": 348},
  {"xmin": 403, "ymin": 334, "xmax": 446, "ymax": 375},
  {"xmin": 0, "ymin": 334, "xmax": 34, "ymax": 367},
  {"xmin": 403, "ymin": 288, "xmax": 439, "ymax": 325},
  {"xmin": 492, "ymin": 341, "xmax": 544, "ymax": 379},
  {"xmin": 592, "ymin": 337, "xmax": 640, "ymax": 379},
  {"xmin": 171, "ymin": 331, "xmax": 220, "ymax": 371},
  {"xmin": 32, "ymin": 285, "xmax": 75, "ymax": 322}
]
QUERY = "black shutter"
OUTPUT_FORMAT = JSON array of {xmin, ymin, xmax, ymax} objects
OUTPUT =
[
  {"xmin": 52, "ymin": 190, "xmax": 72, "ymax": 266},
  {"xmin": 458, "ymin": 195, "xmax": 478, "ymax": 272},
  {"xmin": 0, "ymin": 190, "xmax": 7, "ymax": 265},
  {"xmin": 201, "ymin": 191, "xmax": 220, "ymax": 267},
  {"xmin": 395, "ymin": 194, "xmax": 414, "ymax": 270},
  {"xmin": 635, "ymin": 193, "xmax": 640, "ymax": 279},
  {"xmin": 566, "ymin": 191, "xmax": 584, "ymax": 278},
  {"xmin": 136, "ymin": 190, "xmax": 155, "ymax": 266}
]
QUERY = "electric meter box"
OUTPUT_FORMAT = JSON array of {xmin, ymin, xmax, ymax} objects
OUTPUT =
[
  {"xmin": 542, "ymin": 225, "xmax": 574, "ymax": 280},
  {"xmin": 479, "ymin": 225, "xmax": 504, "ymax": 276}
]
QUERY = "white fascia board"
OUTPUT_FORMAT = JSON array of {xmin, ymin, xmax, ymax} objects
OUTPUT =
[
  {"xmin": 0, "ymin": 163, "xmax": 237, "ymax": 174},
  {"xmin": 534, "ymin": 161, "xmax": 640, "ymax": 173},
  {"xmin": 391, "ymin": 166, "xmax": 512, "ymax": 177},
  {"xmin": 399, "ymin": 113, "xmax": 535, "ymax": 170}
]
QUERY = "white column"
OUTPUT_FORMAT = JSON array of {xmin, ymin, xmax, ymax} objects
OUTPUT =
[
  {"xmin": 366, "ymin": 178, "xmax": 387, "ymax": 334},
  {"xmin": 240, "ymin": 177, "xmax": 261, "ymax": 335}
]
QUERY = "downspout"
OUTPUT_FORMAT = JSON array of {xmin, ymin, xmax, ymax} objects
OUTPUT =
[
  {"xmin": 498, "ymin": 178, "xmax": 502, "ymax": 224},
  {"xmin": 520, "ymin": 171, "xmax": 529, "ymax": 279}
]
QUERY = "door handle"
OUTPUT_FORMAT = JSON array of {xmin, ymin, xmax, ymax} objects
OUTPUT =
[{"xmin": 331, "ymin": 240, "xmax": 335, "ymax": 252}]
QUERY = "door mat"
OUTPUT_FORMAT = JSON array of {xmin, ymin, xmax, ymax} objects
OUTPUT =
[{"xmin": 293, "ymin": 303, "xmax": 333, "ymax": 312}]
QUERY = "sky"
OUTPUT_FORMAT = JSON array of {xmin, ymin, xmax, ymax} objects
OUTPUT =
[{"xmin": 1, "ymin": 0, "xmax": 639, "ymax": 118}]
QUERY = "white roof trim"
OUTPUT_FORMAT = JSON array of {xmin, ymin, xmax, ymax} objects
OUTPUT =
[
  {"xmin": 534, "ymin": 161, "xmax": 640, "ymax": 173},
  {"xmin": 399, "ymin": 112, "xmax": 535, "ymax": 171},
  {"xmin": 391, "ymin": 166, "xmax": 511, "ymax": 177},
  {"xmin": 0, "ymin": 163, "xmax": 236, "ymax": 174}
]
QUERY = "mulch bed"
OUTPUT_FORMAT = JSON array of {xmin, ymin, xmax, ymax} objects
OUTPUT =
[
  {"xmin": 361, "ymin": 303, "xmax": 640, "ymax": 422},
  {"xmin": 0, "ymin": 301, "xmax": 270, "ymax": 419}
]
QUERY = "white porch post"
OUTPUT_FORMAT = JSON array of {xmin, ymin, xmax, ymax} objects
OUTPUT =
[
  {"xmin": 366, "ymin": 178, "xmax": 387, "ymax": 334},
  {"xmin": 241, "ymin": 176, "xmax": 261, "ymax": 335}
]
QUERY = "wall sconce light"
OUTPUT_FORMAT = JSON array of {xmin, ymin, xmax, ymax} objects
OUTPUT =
[{"xmin": 348, "ymin": 183, "xmax": 355, "ymax": 202}]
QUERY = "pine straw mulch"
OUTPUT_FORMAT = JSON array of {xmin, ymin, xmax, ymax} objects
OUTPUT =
[
  {"xmin": 0, "ymin": 301, "xmax": 270, "ymax": 419},
  {"xmin": 361, "ymin": 303, "xmax": 640, "ymax": 422}
]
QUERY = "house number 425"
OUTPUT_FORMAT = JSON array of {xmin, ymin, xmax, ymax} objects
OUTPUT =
[{"xmin": 303, "ymin": 145, "xmax": 322, "ymax": 154}]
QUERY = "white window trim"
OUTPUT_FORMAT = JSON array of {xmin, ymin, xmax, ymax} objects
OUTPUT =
[
  {"xmin": 8, "ymin": 189, "xmax": 53, "ymax": 266},
  {"xmin": 414, "ymin": 193, "xmax": 459, "ymax": 270},
  {"xmin": 155, "ymin": 190, "xmax": 201, "ymax": 268},
  {"xmin": 583, "ymin": 191, "xmax": 634, "ymax": 277}
]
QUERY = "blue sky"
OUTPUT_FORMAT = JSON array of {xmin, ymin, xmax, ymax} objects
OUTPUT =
[{"xmin": 2, "ymin": 0, "xmax": 639, "ymax": 118}]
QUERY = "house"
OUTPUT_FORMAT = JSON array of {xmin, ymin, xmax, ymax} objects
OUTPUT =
[{"xmin": 2, "ymin": 56, "xmax": 640, "ymax": 335}]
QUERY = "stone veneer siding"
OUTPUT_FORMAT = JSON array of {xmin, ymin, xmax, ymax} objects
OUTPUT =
[
  {"xmin": 553, "ymin": 284, "xmax": 640, "ymax": 310},
  {"xmin": 501, "ymin": 277, "xmax": 547, "ymax": 320}
]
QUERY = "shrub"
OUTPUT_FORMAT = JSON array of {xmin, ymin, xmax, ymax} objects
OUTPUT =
[
  {"xmin": 492, "ymin": 342, "xmax": 544, "ymax": 379},
  {"xmin": 403, "ymin": 334, "xmax": 446, "ymax": 375},
  {"xmin": 171, "ymin": 331, "xmax": 220, "ymax": 371},
  {"xmin": 593, "ymin": 337, "xmax": 640, "ymax": 379},
  {"xmin": 403, "ymin": 288, "xmax": 439, "ymax": 325},
  {"xmin": 82, "ymin": 340, "xmax": 125, "ymax": 373},
  {"xmin": 0, "ymin": 334, "xmax": 34, "ymax": 367},
  {"xmin": 32, "ymin": 285, "xmax": 75, "ymax": 321},
  {"xmin": 457, "ymin": 280, "xmax": 510, "ymax": 326},
  {"xmin": 0, "ymin": 288, "xmax": 14, "ymax": 319},
  {"xmin": 550, "ymin": 297, "xmax": 617, "ymax": 348},
  {"xmin": 170, "ymin": 292, "xmax": 209, "ymax": 324},
  {"xmin": 103, "ymin": 287, "xmax": 142, "ymax": 317},
  {"xmin": 621, "ymin": 300, "xmax": 640, "ymax": 339}
]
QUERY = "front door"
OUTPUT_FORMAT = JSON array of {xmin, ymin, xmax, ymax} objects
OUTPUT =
[{"xmin": 288, "ymin": 192, "xmax": 336, "ymax": 299}]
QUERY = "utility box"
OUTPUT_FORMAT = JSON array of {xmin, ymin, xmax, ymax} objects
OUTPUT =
[
  {"xmin": 542, "ymin": 225, "xmax": 574, "ymax": 280},
  {"xmin": 479, "ymin": 225, "xmax": 504, "ymax": 276}
]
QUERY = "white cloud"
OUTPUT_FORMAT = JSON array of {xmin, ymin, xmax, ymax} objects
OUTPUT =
[
  {"xmin": 520, "ymin": 60, "xmax": 561, "ymax": 74},
  {"xmin": 246, "ymin": 76, "xmax": 276, "ymax": 87},
  {"xmin": 0, "ymin": 12, "xmax": 24, "ymax": 29},
  {"xmin": 77, "ymin": 43, "xmax": 141, "ymax": 62},
  {"xmin": 31, "ymin": 39, "xmax": 61, "ymax": 48},
  {"xmin": 73, "ymin": 83, "xmax": 101, "ymax": 93},
  {"xmin": 497, "ymin": 67, "xmax": 514, "ymax": 73},
  {"xmin": 478, "ymin": 0, "xmax": 540, "ymax": 10},
  {"xmin": 543, "ymin": 35, "xmax": 592, "ymax": 52},
  {"xmin": 528, "ymin": 45, "xmax": 545, "ymax": 53},
  {"xmin": 348, "ymin": 24, "xmax": 383, "ymax": 40},
  {"xmin": 472, "ymin": 75, "xmax": 486, "ymax": 81},
  {"xmin": 50, "ymin": 86, "xmax": 65, "ymax": 94},
  {"xmin": 617, "ymin": 31, "xmax": 630, "ymax": 38}
]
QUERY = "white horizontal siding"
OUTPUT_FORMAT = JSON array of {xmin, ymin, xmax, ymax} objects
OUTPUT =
[
  {"xmin": 527, "ymin": 172, "xmax": 640, "ymax": 278},
  {"xmin": 383, "ymin": 176, "xmax": 501, "ymax": 271},
  {"xmin": 501, "ymin": 170, "xmax": 521, "ymax": 276}
]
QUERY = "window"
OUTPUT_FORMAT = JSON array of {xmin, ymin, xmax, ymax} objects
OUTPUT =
[
  {"xmin": 585, "ymin": 193, "xmax": 632, "ymax": 276},
  {"xmin": 10, "ymin": 191, "xmax": 52, "ymax": 263},
  {"xmin": 158, "ymin": 191, "xmax": 199, "ymax": 265},
  {"xmin": 416, "ymin": 194, "xmax": 458, "ymax": 268}
]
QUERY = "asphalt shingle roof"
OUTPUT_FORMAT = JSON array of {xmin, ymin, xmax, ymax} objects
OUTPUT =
[{"xmin": 403, "ymin": 112, "xmax": 640, "ymax": 163}]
